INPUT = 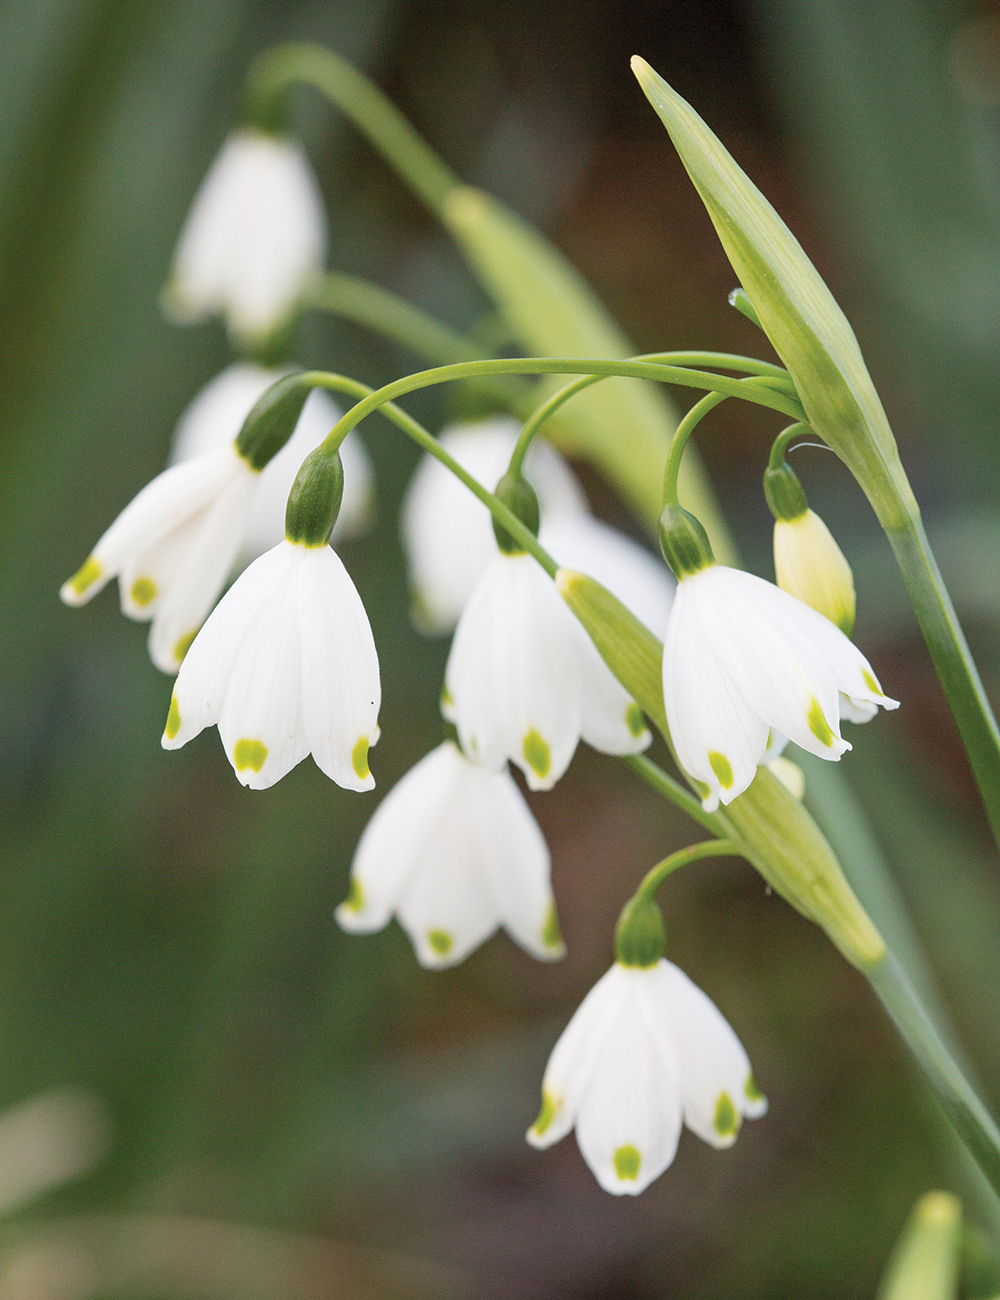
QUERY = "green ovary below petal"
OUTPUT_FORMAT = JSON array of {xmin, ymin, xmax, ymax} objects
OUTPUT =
[
  {"xmin": 234, "ymin": 738, "xmax": 268, "ymax": 772},
  {"xmin": 613, "ymin": 1145, "xmax": 641, "ymax": 1180},
  {"xmin": 523, "ymin": 728, "xmax": 550, "ymax": 778},
  {"xmin": 352, "ymin": 736, "xmax": 371, "ymax": 779}
]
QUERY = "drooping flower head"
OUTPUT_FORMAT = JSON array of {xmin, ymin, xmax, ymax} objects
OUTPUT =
[
  {"xmin": 527, "ymin": 959, "xmax": 766, "ymax": 1195},
  {"xmin": 659, "ymin": 506, "xmax": 897, "ymax": 812},
  {"xmin": 337, "ymin": 739, "xmax": 564, "ymax": 968},
  {"xmin": 170, "ymin": 362, "xmax": 373, "ymax": 564},
  {"xmin": 60, "ymin": 444, "xmax": 258, "ymax": 674},
  {"xmin": 162, "ymin": 129, "xmax": 327, "ymax": 347}
]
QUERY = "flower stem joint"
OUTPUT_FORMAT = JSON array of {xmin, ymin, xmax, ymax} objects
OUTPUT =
[
  {"xmin": 658, "ymin": 503, "xmax": 715, "ymax": 580},
  {"xmin": 492, "ymin": 470, "xmax": 540, "ymax": 554},
  {"xmin": 615, "ymin": 894, "xmax": 667, "ymax": 968}
]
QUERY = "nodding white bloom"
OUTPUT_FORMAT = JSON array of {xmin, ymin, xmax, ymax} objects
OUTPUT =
[
  {"xmin": 162, "ymin": 539, "xmax": 380, "ymax": 791},
  {"xmin": 663, "ymin": 564, "xmax": 898, "ymax": 812},
  {"xmin": 60, "ymin": 445, "xmax": 258, "ymax": 674},
  {"xmin": 336, "ymin": 739, "xmax": 564, "ymax": 968},
  {"xmin": 162, "ymin": 129, "xmax": 327, "ymax": 345},
  {"xmin": 540, "ymin": 512, "xmax": 674, "ymax": 638},
  {"xmin": 401, "ymin": 417, "xmax": 587, "ymax": 633},
  {"xmin": 444, "ymin": 551, "xmax": 651, "ymax": 790},
  {"xmin": 171, "ymin": 362, "xmax": 373, "ymax": 563},
  {"xmin": 774, "ymin": 508, "xmax": 856, "ymax": 636},
  {"xmin": 527, "ymin": 959, "xmax": 767, "ymax": 1196}
]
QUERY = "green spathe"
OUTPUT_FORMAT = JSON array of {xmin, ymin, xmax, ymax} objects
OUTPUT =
[{"xmin": 631, "ymin": 57, "xmax": 918, "ymax": 533}]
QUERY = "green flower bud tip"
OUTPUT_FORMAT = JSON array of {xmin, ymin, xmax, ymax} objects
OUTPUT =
[
  {"xmin": 492, "ymin": 470, "xmax": 540, "ymax": 554},
  {"xmin": 658, "ymin": 504, "xmax": 715, "ymax": 579},
  {"xmin": 285, "ymin": 448, "xmax": 345, "ymax": 547},
  {"xmin": 614, "ymin": 895, "xmax": 666, "ymax": 968}
]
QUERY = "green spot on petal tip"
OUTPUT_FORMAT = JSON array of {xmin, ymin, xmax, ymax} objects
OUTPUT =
[
  {"xmin": 613, "ymin": 1145, "xmax": 641, "ymax": 1180},
  {"xmin": 523, "ymin": 728, "xmax": 550, "ymax": 778},
  {"xmin": 745, "ymin": 1073, "xmax": 764, "ymax": 1102},
  {"xmin": 164, "ymin": 695, "xmax": 181, "ymax": 741},
  {"xmin": 532, "ymin": 1091, "xmax": 556, "ymax": 1136},
  {"xmin": 344, "ymin": 877, "xmax": 363, "ymax": 912},
  {"xmin": 428, "ymin": 929, "xmax": 452, "ymax": 955},
  {"xmin": 352, "ymin": 736, "xmax": 370, "ymax": 779},
  {"xmin": 68, "ymin": 555, "xmax": 102, "ymax": 595},
  {"xmin": 173, "ymin": 629, "xmax": 197, "ymax": 664},
  {"xmin": 714, "ymin": 1091, "xmax": 739, "ymax": 1138},
  {"xmin": 626, "ymin": 702, "xmax": 645, "ymax": 738},
  {"xmin": 807, "ymin": 698, "xmax": 835, "ymax": 747},
  {"xmin": 862, "ymin": 668, "xmax": 879, "ymax": 694},
  {"xmin": 542, "ymin": 903, "xmax": 563, "ymax": 952},
  {"xmin": 234, "ymin": 738, "xmax": 268, "ymax": 772},
  {"xmin": 709, "ymin": 751, "xmax": 733, "ymax": 789},
  {"xmin": 130, "ymin": 577, "xmax": 157, "ymax": 607}
]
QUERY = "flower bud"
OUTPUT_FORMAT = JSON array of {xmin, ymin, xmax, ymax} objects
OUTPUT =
[
  {"xmin": 285, "ymin": 448, "xmax": 344, "ymax": 547},
  {"xmin": 492, "ymin": 469, "xmax": 540, "ymax": 555},
  {"xmin": 773, "ymin": 508, "xmax": 856, "ymax": 636},
  {"xmin": 658, "ymin": 504, "xmax": 715, "ymax": 580},
  {"xmin": 614, "ymin": 895, "xmax": 666, "ymax": 968}
]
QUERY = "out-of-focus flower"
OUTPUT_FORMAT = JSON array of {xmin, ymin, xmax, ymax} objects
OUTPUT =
[
  {"xmin": 443, "ymin": 551, "xmax": 650, "ymax": 791},
  {"xmin": 337, "ymin": 739, "xmax": 563, "ymax": 968},
  {"xmin": 171, "ymin": 362, "xmax": 372, "ymax": 562},
  {"xmin": 60, "ymin": 445, "xmax": 257, "ymax": 674},
  {"xmin": 162, "ymin": 129, "xmax": 327, "ymax": 346},
  {"xmin": 162, "ymin": 539, "xmax": 380, "ymax": 791},
  {"xmin": 527, "ymin": 959, "xmax": 766, "ymax": 1195}
]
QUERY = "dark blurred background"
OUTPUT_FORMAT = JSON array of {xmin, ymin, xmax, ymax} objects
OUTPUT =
[{"xmin": 2, "ymin": 0, "xmax": 1000, "ymax": 1296}]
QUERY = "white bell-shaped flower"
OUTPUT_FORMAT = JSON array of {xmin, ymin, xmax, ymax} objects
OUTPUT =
[
  {"xmin": 161, "ymin": 539, "xmax": 380, "ymax": 791},
  {"xmin": 162, "ymin": 129, "xmax": 327, "ymax": 345},
  {"xmin": 527, "ymin": 959, "xmax": 767, "ymax": 1196},
  {"xmin": 401, "ymin": 417, "xmax": 587, "ymax": 633},
  {"xmin": 170, "ymin": 362, "xmax": 373, "ymax": 563},
  {"xmin": 60, "ymin": 444, "xmax": 258, "ymax": 674},
  {"xmin": 540, "ymin": 511, "xmax": 674, "ymax": 638},
  {"xmin": 443, "ymin": 552, "xmax": 651, "ymax": 791},
  {"xmin": 663, "ymin": 564, "xmax": 898, "ymax": 812},
  {"xmin": 336, "ymin": 739, "xmax": 564, "ymax": 968}
]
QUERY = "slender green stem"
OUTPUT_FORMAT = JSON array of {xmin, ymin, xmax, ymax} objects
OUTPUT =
[
  {"xmin": 662, "ymin": 391, "xmax": 727, "ymax": 505},
  {"xmin": 869, "ymin": 952, "xmax": 1000, "ymax": 1197},
  {"xmin": 887, "ymin": 515, "xmax": 1000, "ymax": 856},
  {"xmin": 768, "ymin": 421, "xmax": 812, "ymax": 471},
  {"xmin": 247, "ymin": 43, "xmax": 459, "ymax": 213},
  {"xmin": 290, "ymin": 372, "xmax": 556, "ymax": 575},
  {"xmin": 317, "ymin": 356, "xmax": 808, "ymax": 459},
  {"xmin": 624, "ymin": 753, "xmax": 723, "ymax": 835},
  {"xmin": 509, "ymin": 375, "xmax": 603, "ymax": 476},
  {"xmin": 634, "ymin": 839, "xmax": 741, "ymax": 904}
]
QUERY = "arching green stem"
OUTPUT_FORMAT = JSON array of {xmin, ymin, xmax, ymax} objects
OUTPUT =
[
  {"xmin": 624, "ymin": 754, "xmax": 722, "ymax": 835},
  {"xmin": 662, "ymin": 391, "xmax": 728, "ymax": 507},
  {"xmin": 634, "ymin": 839, "xmax": 742, "ymax": 905},
  {"xmin": 768, "ymin": 421, "xmax": 813, "ymax": 472}
]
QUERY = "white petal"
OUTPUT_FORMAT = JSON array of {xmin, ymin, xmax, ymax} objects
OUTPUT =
[
  {"xmin": 166, "ymin": 130, "xmax": 326, "ymax": 343},
  {"xmin": 540, "ymin": 513, "xmax": 674, "ymax": 637},
  {"xmin": 468, "ymin": 763, "xmax": 562, "ymax": 961},
  {"xmin": 840, "ymin": 693, "xmax": 878, "ymax": 724},
  {"xmin": 296, "ymin": 546, "xmax": 380, "ymax": 792},
  {"xmin": 649, "ymin": 961, "xmax": 763, "ymax": 1148},
  {"xmin": 573, "ymin": 967, "xmax": 683, "ymax": 1195},
  {"xmin": 147, "ymin": 469, "xmax": 258, "ymax": 673},
  {"xmin": 118, "ymin": 514, "xmax": 203, "ymax": 621},
  {"xmin": 337, "ymin": 742, "xmax": 465, "ymax": 936},
  {"xmin": 528, "ymin": 964, "xmax": 633, "ymax": 1150},
  {"xmin": 663, "ymin": 577, "xmax": 770, "ymax": 810},
  {"xmin": 215, "ymin": 556, "xmax": 310, "ymax": 789},
  {"xmin": 445, "ymin": 554, "xmax": 582, "ymax": 789},
  {"xmin": 400, "ymin": 418, "xmax": 586, "ymax": 634},
  {"xmin": 575, "ymin": 628, "xmax": 652, "ymax": 757},
  {"xmin": 163, "ymin": 543, "xmax": 293, "ymax": 750}
]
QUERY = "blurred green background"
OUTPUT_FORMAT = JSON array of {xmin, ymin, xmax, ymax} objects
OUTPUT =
[{"xmin": 2, "ymin": 0, "xmax": 1000, "ymax": 1296}]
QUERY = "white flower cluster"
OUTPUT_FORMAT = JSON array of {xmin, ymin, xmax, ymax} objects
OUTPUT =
[{"xmin": 59, "ymin": 125, "xmax": 902, "ymax": 1198}]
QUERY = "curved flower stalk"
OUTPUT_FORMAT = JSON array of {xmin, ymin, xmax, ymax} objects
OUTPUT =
[
  {"xmin": 60, "ymin": 445, "xmax": 258, "ymax": 674},
  {"xmin": 336, "ymin": 739, "xmax": 564, "ymax": 967},
  {"xmin": 527, "ymin": 959, "xmax": 766, "ymax": 1195},
  {"xmin": 663, "ymin": 563, "xmax": 897, "ymax": 812},
  {"xmin": 171, "ymin": 362, "xmax": 373, "ymax": 562},
  {"xmin": 443, "ymin": 550, "xmax": 651, "ymax": 791},
  {"xmin": 162, "ymin": 539, "xmax": 380, "ymax": 791},
  {"xmin": 162, "ymin": 128, "xmax": 327, "ymax": 347},
  {"xmin": 400, "ymin": 416, "xmax": 586, "ymax": 632}
]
